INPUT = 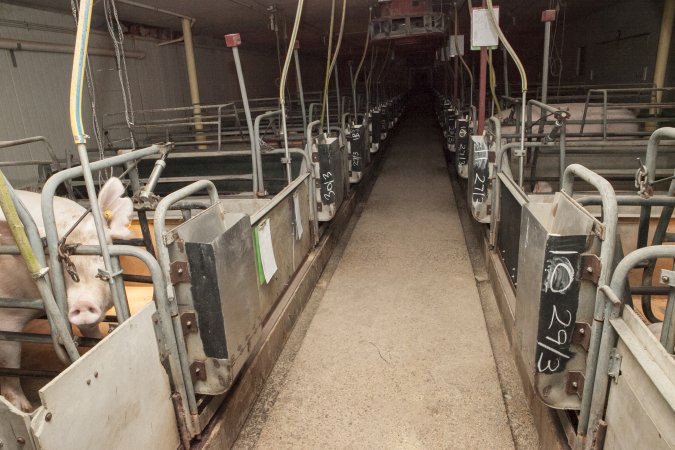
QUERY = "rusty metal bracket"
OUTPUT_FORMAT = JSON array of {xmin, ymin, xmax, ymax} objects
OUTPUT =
[
  {"xmin": 180, "ymin": 312, "xmax": 198, "ymax": 335},
  {"xmin": 572, "ymin": 322, "xmax": 592, "ymax": 352},
  {"xmin": 190, "ymin": 361, "xmax": 206, "ymax": 381},
  {"xmin": 566, "ymin": 371, "xmax": 585, "ymax": 399},
  {"xmin": 170, "ymin": 261, "xmax": 190, "ymax": 284},
  {"xmin": 580, "ymin": 253, "xmax": 601, "ymax": 284}
]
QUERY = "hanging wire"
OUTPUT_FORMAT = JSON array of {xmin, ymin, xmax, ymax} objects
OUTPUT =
[
  {"xmin": 70, "ymin": 0, "xmax": 109, "ymax": 186},
  {"xmin": 103, "ymin": 0, "xmax": 136, "ymax": 150},
  {"xmin": 278, "ymin": 0, "xmax": 306, "ymax": 184}
]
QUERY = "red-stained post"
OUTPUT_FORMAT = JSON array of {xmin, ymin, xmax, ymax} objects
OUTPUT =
[{"xmin": 478, "ymin": 46, "xmax": 487, "ymax": 134}]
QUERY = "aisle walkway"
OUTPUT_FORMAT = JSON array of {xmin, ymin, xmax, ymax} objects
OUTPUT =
[{"xmin": 240, "ymin": 100, "xmax": 516, "ymax": 449}]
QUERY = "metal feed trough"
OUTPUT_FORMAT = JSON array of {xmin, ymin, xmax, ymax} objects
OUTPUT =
[
  {"xmin": 343, "ymin": 112, "xmax": 371, "ymax": 184},
  {"xmin": 307, "ymin": 122, "xmax": 348, "ymax": 223},
  {"xmin": 516, "ymin": 165, "xmax": 618, "ymax": 412}
]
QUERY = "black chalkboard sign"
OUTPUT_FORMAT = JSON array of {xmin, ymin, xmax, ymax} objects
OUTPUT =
[
  {"xmin": 349, "ymin": 126, "xmax": 365, "ymax": 172},
  {"xmin": 318, "ymin": 139, "xmax": 339, "ymax": 204},
  {"xmin": 471, "ymin": 136, "xmax": 489, "ymax": 206},
  {"xmin": 456, "ymin": 119, "xmax": 470, "ymax": 166},
  {"xmin": 534, "ymin": 235, "xmax": 587, "ymax": 374}
]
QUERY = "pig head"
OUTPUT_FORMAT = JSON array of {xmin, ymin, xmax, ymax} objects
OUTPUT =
[{"xmin": 0, "ymin": 177, "xmax": 133, "ymax": 412}]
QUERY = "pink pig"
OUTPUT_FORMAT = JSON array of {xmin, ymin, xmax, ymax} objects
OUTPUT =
[{"xmin": 0, "ymin": 177, "xmax": 133, "ymax": 412}]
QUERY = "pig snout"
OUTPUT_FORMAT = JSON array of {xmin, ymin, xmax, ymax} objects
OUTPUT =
[{"xmin": 68, "ymin": 299, "xmax": 103, "ymax": 326}]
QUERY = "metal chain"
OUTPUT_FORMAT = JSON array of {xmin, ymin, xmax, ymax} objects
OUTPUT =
[{"xmin": 104, "ymin": 0, "xmax": 136, "ymax": 149}]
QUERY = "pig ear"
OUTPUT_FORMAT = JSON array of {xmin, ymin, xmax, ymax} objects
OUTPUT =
[{"xmin": 98, "ymin": 177, "xmax": 133, "ymax": 239}]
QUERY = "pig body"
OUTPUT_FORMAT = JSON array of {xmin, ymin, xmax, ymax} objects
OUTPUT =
[{"xmin": 0, "ymin": 178, "xmax": 132, "ymax": 412}]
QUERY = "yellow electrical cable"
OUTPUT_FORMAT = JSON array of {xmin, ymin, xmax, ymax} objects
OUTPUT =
[
  {"xmin": 485, "ymin": 0, "xmax": 527, "ymax": 91},
  {"xmin": 488, "ymin": 49, "xmax": 501, "ymax": 114},
  {"xmin": 278, "ymin": 0, "xmax": 306, "ymax": 183},
  {"xmin": 69, "ymin": 0, "xmax": 94, "ymax": 144},
  {"xmin": 353, "ymin": 8, "xmax": 372, "ymax": 83}
]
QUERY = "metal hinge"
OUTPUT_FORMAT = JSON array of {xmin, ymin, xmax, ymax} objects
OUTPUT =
[
  {"xmin": 170, "ymin": 261, "xmax": 190, "ymax": 284},
  {"xmin": 566, "ymin": 371, "xmax": 585, "ymax": 399},
  {"xmin": 580, "ymin": 253, "xmax": 601, "ymax": 284},
  {"xmin": 608, "ymin": 348, "xmax": 622, "ymax": 383}
]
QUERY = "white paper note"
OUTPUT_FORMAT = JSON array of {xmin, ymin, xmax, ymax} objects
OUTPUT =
[
  {"xmin": 471, "ymin": 7, "xmax": 499, "ymax": 49},
  {"xmin": 293, "ymin": 192, "xmax": 303, "ymax": 240},
  {"xmin": 257, "ymin": 218, "xmax": 277, "ymax": 283}
]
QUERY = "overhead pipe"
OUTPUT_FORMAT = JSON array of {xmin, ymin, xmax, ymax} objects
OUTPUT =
[{"xmin": 0, "ymin": 37, "xmax": 145, "ymax": 59}]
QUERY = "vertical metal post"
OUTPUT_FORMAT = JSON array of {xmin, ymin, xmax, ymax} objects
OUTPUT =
[
  {"xmin": 226, "ymin": 34, "xmax": 260, "ymax": 195},
  {"xmin": 350, "ymin": 61, "xmax": 358, "ymax": 116},
  {"xmin": 181, "ymin": 18, "xmax": 206, "ymax": 148},
  {"xmin": 293, "ymin": 43, "xmax": 307, "ymax": 133},
  {"xmin": 541, "ymin": 10, "xmax": 556, "ymax": 106},
  {"xmin": 335, "ymin": 62, "xmax": 341, "ymax": 126},
  {"xmin": 478, "ymin": 46, "xmax": 488, "ymax": 134},
  {"xmin": 652, "ymin": 0, "xmax": 675, "ymax": 117},
  {"xmin": 502, "ymin": 46, "xmax": 509, "ymax": 98}
]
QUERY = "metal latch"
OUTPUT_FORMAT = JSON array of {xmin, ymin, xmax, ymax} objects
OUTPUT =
[
  {"xmin": 566, "ymin": 371, "xmax": 585, "ymax": 399},
  {"xmin": 170, "ymin": 261, "xmax": 190, "ymax": 284},
  {"xmin": 608, "ymin": 348, "xmax": 622, "ymax": 383},
  {"xmin": 580, "ymin": 254, "xmax": 602, "ymax": 284}
]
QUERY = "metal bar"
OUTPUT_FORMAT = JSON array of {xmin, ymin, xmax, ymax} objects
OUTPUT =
[
  {"xmin": 231, "ymin": 45, "xmax": 259, "ymax": 195},
  {"xmin": 254, "ymin": 110, "xmax": 283, "ymax": 194},
  {"xmin": 586, "ymin": 246, "xmax": 675, "ymax": 446},
  {"xmin": 0, "ymin": 298, "xmax": 44, "ymax": 309},
  {"xmin": 562, "ymin": 164, "xmax": 618, "ymax": 436},
  {"xmin": 41, "ymin": 145, "xmax": 164, "ymax": 317},
  {"xmin": 153, "ymin": 182, "xmax": 219, "ymax": 421},
  {"xmin": 181, "ymin": 18, "xmax": 206, "ymax": 149},
  {"xmin": 0, "ymin": 37, "xmax": 145, "ymax": 59},
  {"xmin": 294, "ymin": 48, "xmax": 308, "ymax": 134},
  {"xmin": 0, "ymin": 330, "xmax": 99, "ymax": 347}
]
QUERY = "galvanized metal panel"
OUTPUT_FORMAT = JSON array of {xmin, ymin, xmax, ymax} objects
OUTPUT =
[
  {"xmin": 516, "ymin": 193, "xmax": 597, "ymax": 409},
  {"xmin": 31, "ymin": 303, "xmax": 180, "ymax": 450},
  {"xmin": 604, "ymin": 307, "xmax": 675, "ymax": 449},
  {"xmin": 0, "ymin": 396, "xmax": 38, "ymax": 450}
]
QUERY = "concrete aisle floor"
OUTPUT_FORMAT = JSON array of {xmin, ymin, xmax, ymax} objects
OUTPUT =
[{"xmin": 238, "ymin": 100, "xmax": 519, "ymax": 449}]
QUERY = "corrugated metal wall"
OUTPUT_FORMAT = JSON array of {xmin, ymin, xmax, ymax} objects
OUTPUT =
[{"xmin": 0, "ymin": 3, "xmax": 285, "ymax": 187}]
